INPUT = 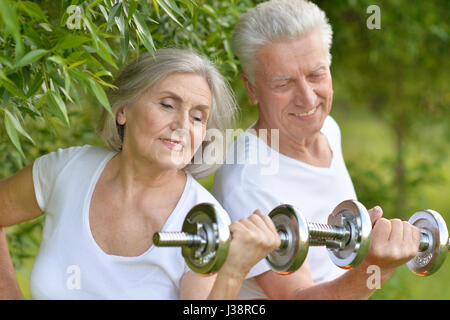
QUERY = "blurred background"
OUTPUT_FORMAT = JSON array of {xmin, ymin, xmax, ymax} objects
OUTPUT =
[{"xmin": 0, "ymin": 0, "xmax": 448, "ymax": 299}]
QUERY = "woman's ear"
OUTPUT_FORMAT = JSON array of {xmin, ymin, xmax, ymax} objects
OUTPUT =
[{"xmin": 116, "ymin": 107, "xmax": 126, "ymax": 125}]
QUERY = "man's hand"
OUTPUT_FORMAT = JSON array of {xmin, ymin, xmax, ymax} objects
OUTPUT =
[{"xmin": 362, "ymin": 206, "xmax": 421, "ymax": 281}]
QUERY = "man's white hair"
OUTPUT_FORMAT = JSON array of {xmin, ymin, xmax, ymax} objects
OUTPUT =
[{"xmin": 231, "ymin": 0, "xmax": 333, "ymax": 85}]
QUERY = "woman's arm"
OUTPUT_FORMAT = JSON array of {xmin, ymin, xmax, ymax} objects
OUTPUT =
[
  {"xmin": 0, "ymin": 228, "xmax": 24, "ymax": 299},
  {"xmin": 0, "ymin": 164, "xmax": 43, "ymax": 227},
  {"xmin": 0, "ymin": 164, "xmax": 43, "ymax": 299}
]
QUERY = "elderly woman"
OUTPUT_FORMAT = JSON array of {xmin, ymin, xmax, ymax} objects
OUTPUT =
[{"xmin": 0, "ymin": 49, "xmax": 280, "ymax": 299}]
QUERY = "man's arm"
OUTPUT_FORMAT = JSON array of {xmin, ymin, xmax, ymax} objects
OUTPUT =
[
  {"xmin": 255, "ymin": 208, "xmax": 421, "ymax": 300},
  {"xmin": 0, "ymin": 228, "xmax": 24, "ymax": 299},
  {"xmin": 255, "ymin": 259, "xmax": 379, "ymax": 300}
]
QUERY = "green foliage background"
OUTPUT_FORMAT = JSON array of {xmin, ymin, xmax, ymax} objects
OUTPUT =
[{"xmin": 0, "ymin": 0, "xmax": 448, "ymax": 299}]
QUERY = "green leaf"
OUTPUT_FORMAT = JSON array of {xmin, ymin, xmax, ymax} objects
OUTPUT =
[
  {"xmin": 108, "ymin": 2, "xmax": 122, "ymax": 23},
  {"xmin": 14, "ymin": 49, "xmax": 49, "ymax": 69},
  {"xmin": 89, "ymin": 79, "xmax": 113, "ymax": 116},
  {"xmin": 120, "ymin": 27, "xmax": 130, "ymax": 64},
  {"xmin": 4, "ymin": 110, "xmax": 26, "ymax": 159},
  {"xmin": 201, "ymin": 4, "xmax": 216, "ymax": 17},
  {"xmin": 0, "ymin": 69, "xmax": 16, "ymax": 88},
  {"xmin": 38, "ymin": 23, "xmax": 53, "ymax": 32},
  {"xmin": 55, "ymin": 35, "xmax": 91, "ymax": 50},
  {"xmin": 26, "ymin": 73, "xmax": 43, "ymax": 98},
  {"xmin": 47, "ymin": 55, "xmax": 66, "ymax": 66},
  {"xmin": 133, "ymin": 13, "xmax": 156, "ymax": 55},
  {"xmin": 162, "ymin": 0, "xmax": 185, "ymax": 19},
  {"xmin": 48, "ymin": 91, "xmax": 70, "ymax": 127},
  {"xmin": 0, "ymin": 53, "xmax": 13, "ymax": 69},
  {"xmin": 95, "ymin": 39, "xmax": 118, "ymax": 69},
  {"xmin": 152, "ymin": 0, "xmax": 161, "ymax": 18},
  {"xmin": 67, "ymin": 59, "xmax": 88, "ymax": 70},
  {"xmin": 0, "ymin": 72, "xmax": 25, "ymax": 99},
  {"xmin": 63, "ymin": 68, "xmax": 71, "ymax": 95},
  {"xmin": 3, "ymin": 109, "xmax": 34, "ymax": 144},
  {"xmin": 155, "ymin": 0, "xmax": 183, "ymax": 27},
  {"xmin": 0, "ymin": 0, "xmax": 24, "ymax": 59},
  {"xmin": 179, "ymin": 0, "xmax": 195, "ymax": 16},
  {"xmin": 17, "ymin": 1, "xmax": 48, "ymax": 21}
]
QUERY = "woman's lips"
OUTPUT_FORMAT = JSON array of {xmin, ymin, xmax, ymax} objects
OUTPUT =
[{"xmin": 160, "ymin": 138, "xmax": 184, "ymax": 152}]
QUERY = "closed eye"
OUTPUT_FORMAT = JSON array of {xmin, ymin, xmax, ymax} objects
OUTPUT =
[{"xmin": 160, "ymin": 103, "xmax": 173, "ymax": 109}]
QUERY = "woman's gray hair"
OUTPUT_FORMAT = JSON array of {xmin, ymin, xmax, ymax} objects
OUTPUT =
[
  {"xmin": 231, "ymin": 0, "xmax": 333, "ymax": 85},
  {"xmin": 97, "ymin": 48, "xmax": 238, "ymax": 179}
]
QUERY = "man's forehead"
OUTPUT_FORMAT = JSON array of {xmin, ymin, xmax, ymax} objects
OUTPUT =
[{"xmin": 266, "ymin": 64, "xmax": 328, "ymax": 82}]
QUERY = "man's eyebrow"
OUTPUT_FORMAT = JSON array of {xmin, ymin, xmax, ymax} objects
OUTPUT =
[
  {"xmin": 269, "ymin": 66, "xmax": 328, "ymax": 82},
  {"xmin": 269, "ymin": 75, "xmax": 293, "ymax": 82},
  {"xmin": 309, "ymin": 65, "xmax": 327, "ymax": 73}
]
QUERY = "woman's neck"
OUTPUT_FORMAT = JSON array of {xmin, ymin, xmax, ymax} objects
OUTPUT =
[{"xmin": 107, "ymin": 150, "xmax": 187, "ymax": 200}]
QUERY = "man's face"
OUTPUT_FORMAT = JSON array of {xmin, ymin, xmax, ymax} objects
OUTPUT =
[{"xmin": 245, "ymin": 29, "xmax": 333, "ymax": 143}]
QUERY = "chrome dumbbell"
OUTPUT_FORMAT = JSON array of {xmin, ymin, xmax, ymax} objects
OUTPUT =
[
  {"xmin": 295, "ymin": 203, "xmax": 449, "ymax": 276},
  {"xmin": 276, "ymin": 202, "xmax": 450, "ymax": 276},
  {"xmin": 267, "ymin": 200, "xmax": 372, "ymax": 272},
  {"xmin": 152, "ymin": 200, "xmax": 372, "ymax": 274},
  {"xmin": 406, "ymin": 209, "xmax": 449, "ymax": 276},
  {"xmin": 153, "ymin": 203, "xmax": 231, "ymax": 275},
  {"xmin": 152, "ymin": 202, "xmax": 308, "ymax": 274}
]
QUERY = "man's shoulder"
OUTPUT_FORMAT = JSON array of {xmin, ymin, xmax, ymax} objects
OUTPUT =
[
  {"xmin": 322, "ymin": 115, "xmax": 341, "ymax": 136},
  {"xmin": 187, "ymin": 173, "xmax": 226, "ymax": 206}
]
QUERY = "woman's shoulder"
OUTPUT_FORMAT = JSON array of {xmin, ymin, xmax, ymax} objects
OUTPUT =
[
  {"xmin": 37, "ymin": 144, "xmax": 113, "ymax": 164},
  {"xmin": 34, "ymin": 145, "xmax": 116, "ymax": 182}
]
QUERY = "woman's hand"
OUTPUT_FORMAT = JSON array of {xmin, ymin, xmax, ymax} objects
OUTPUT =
[{"xmin": 219, "ymin": 210, "xmax": 281, "ymax": 280}]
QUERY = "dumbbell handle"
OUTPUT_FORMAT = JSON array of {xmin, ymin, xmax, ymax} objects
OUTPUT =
[
  {"xmin": 155, "ymin": 230, "xmax": 291, "ymax": 249},
  {"xmin": 419, "ymin": 233, "xmax": 450, "ymax": 252},
  {"xmin": 420, "ymin": 233, "xmax": 430, "ymax": 252},
  {"xmin": 153, "ymin": 232, "xmax": 206, "ymax": 247},
  {"xmin": 155, "ymin": 222, "xmax": 350, "ymax": 249}
]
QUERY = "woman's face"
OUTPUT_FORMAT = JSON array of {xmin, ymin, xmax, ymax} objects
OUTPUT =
[{"xmin": 117, "ymin": 72, "xmax": 212, "ymax": 171}]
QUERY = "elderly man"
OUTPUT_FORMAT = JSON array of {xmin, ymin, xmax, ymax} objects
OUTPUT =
[{"xmin": 212, "ymin": 0, "xmax": 421, "ymax": 299}]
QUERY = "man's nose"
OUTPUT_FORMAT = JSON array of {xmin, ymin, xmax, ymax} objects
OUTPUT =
[{"xmin": 294, "ymin": 78, "xmax": 316, "ymax": 108}]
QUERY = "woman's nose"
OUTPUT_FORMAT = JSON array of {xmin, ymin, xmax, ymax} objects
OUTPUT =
[{"xmin": 170, "ymin": 111, "xmax": 190, "ymax": 131}]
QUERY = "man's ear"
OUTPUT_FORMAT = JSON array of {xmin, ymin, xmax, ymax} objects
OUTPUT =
[{"xmin": 241, "ymin": 72, "xmax": 259, "ymax": 105}]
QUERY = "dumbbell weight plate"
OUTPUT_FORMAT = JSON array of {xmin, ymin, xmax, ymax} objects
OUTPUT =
[
  {"xmin": 181, "ymin": 203, "xmax": 231, "ymax": 275},
  {"xmin": 327, "ymin": 200, "xmax": 372, "ymax": 269},
  {"xmin": 407, "ymin": 209, "xmax": 449, "ymax": 276},
  {"xmin": 267, "ymin": 205, "xmax": 310, "ymax": 274}
]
